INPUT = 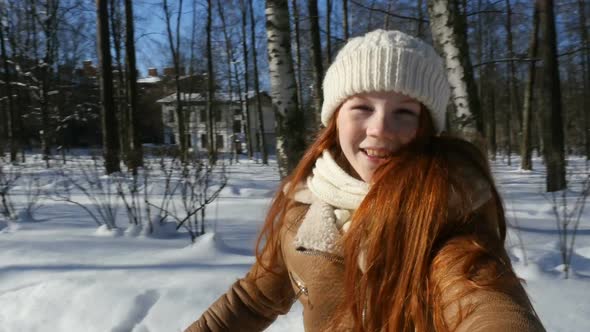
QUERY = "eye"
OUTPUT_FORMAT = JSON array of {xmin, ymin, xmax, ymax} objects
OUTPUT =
[
  {"xmin": 351, "ymin": 104, "xmax": 373, "ymax": 112},
  {"xmin": 395, "ymin": 108, "xmax": 418, "ymax": 117}
]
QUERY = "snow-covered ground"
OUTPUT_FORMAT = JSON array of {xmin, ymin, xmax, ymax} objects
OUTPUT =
[{"xmin": 0, "ymin": 154, "xmax": 589, "ymax": 332}]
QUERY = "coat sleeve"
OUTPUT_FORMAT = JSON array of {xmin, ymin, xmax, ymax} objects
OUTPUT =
[
  {"xmin": 183, "ymin": 205, "xmax": 308, "ymax": 332},
  {"xmin": 183, "ymin": 248, "xmax": 296, "ymax": 332},
  {"xmin": 451, "ymin": 289, "xmax": 546, "ymax": 332}
]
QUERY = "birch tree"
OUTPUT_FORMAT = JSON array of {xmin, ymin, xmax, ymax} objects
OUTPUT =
[
  {"xmin": 427, "ymin": 0, "xmax": 483, "ymax": 141},
  {"xmin": 265, "ymin": 0, "xmax": 306, "ymax": 176}
]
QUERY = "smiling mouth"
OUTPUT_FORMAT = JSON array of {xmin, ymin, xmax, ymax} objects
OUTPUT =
[{"xmin": 361, "ymin": 148, "xmax": 392, "ymax": 159}]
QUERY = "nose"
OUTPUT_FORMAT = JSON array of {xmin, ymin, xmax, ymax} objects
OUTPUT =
[{"xmin": 366, "ymin": 110, "xmax": 393, "ymax": 139}]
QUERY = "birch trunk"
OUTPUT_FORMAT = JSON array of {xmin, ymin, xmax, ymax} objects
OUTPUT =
[
  {"xmin": 520, "ymin": 5, "xmax": 540, "ymax": 171},
  {"xmin": 265, "ymin": 0, "xmax": 306, "ymax": 177},
  {"xmin": 427, "ymin": 0, "xmax": 483, "ymax": 142},
  {"xmin": 537, "ymin": 0, "xmax": 566, "ymax": 191}
]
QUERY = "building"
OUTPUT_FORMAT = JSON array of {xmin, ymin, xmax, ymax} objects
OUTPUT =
[{"xmin": 156, "ymin": 91, "xmax": 276, "ymax": 155}]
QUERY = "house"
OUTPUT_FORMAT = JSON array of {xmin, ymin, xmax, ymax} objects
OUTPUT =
[{"xmin": 156, "ymin": 91, "xmax": 276, "ymax": 155}]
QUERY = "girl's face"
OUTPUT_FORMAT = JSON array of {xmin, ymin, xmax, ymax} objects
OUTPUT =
[{"xmin": 336, "ymin": 91, "xmax": 421, "ymax": 182}]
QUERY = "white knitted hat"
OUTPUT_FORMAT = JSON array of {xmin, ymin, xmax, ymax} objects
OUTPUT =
[{"xmin": 321, "ymin": 29, "xmax": 450, "ymax": 134}]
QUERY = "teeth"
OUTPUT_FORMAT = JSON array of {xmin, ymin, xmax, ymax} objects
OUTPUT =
[{"xmin": 365, "ymin": 149, "xmax": 390, "ymax": 158}]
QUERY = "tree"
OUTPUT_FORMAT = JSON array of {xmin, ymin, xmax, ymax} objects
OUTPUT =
[
  {"xmin": 537, "ymin": 0, "xmax": 566, "ymax": 192},
  {"xmin": 578, "ymin": 0, "xmax": 590, "ymax": 160},
  {"xmin": 124, "ymin": 0, "xmax": 143, "ymax": 172},
  {"xmin": 163, "ymin": 0, "xmax": 188, "ymax": 163},
  {"xmin": 250, "ymin": 0, "xmax": 268, "ymax": 164},
  {"xmin": 0, "ymin": 4, "xmax": 18, "ymax": 162},
  {"xmin": 520, "ymin": 4, "xmax": 540, "ymax": 171},
  {"xmin": 205, "ymin": 0, "xmax": 217, "ymax": 164},
  {"xmin": 343, "ymin": 0, "xmax": 349, "ymax": 41},
  {"xmin": 97, "ymin": 0, "xmax": 121, "ymax": 174},
  {"xmin": 265, "ymin": 0, "xmax": 306, "ymax": 177},
  {"xmin": 239, "ymin": 0, "xmax": 254, "ymax": 160},
  {"xmin": 308, "ymin": 0, "xmax": 323, "ymax": 128},
  {"xmin": 427, "ymin": 0, "xmax": 483, "ymax": 142},
  {"xmin": 291, "ymin": 0, "xmax": 304, "ymax": 114}
]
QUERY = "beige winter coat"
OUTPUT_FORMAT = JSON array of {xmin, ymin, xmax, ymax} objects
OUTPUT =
[{"xmin": 183, "ymin": 195, "xmax": 546, "ymax": 332}]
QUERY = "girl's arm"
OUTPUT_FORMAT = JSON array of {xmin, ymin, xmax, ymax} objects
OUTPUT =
[{"xmin": 184, "ymin": 248, "xmax": 295, "ymax": 332}]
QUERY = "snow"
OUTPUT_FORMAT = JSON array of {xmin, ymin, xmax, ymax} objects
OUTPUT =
[
  {"xmin": 137, "ymin": 76, "xmax": 162, "ymax": 84},
  {"xmin": 0, "ymin": 154, "xmax": 589, "ymax": 331}
]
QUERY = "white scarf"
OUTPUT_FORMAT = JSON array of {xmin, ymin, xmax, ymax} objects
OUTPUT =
[{"xmin": 293, "ymin": 150, "xmax": 369, "ymax": 256}]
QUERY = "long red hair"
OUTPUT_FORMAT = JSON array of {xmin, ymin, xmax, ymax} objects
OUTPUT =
[{"xmin": 254, "ymin": 106, "xmax": 534, "ymax": 331}]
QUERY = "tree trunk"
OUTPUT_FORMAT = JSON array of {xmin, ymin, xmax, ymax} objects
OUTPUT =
[
  {"xmin": 343, "ymin": 0, "xmax": 349, "ymax": 41},
  {"xmin": 97, "ymin": 0, "xmax": 121, "ymax": 174},
  {"xmin": 417, "ymin": 0, "xmax": 425, "ymax": 38},
  {"xmin": 217, "ymin": 0, "xmax": 236, "ymax": 163},
  {"xmin": 239, "ymin": 0, "xmax": 253, "ymax": 160},
  {"xmin": 206, "ymin": 0, "xmax": 217, "ymax": 165},
  {"xmin": 292, "ymin": 0, "xmax": 304, "ymax": 114},
  {"xmin": 537, "ymin": 0, "xmax": 566, "ymax": 192},
  {"xmin": 40, "ymin": 0, "xmax": 61, "ymax": 168},
  {"xmin": 521, "ymin": 5, "xmax": 540, "ymax": 171},
  {"xmin": 578, "ymin": 0, "xmax": 590, "ymax": 160},
  {"xmin": 0, "ymin": 9, "xmax": 17, "ymax": 162},
  {"xmin": 110, "ymin": 0, "xmax": 129, "ymax": 166},
  {"xmin": 308, "ymin": 0, "xmax": 324, "ymax": 128},
  {"xmin": 326, "ymin": 0, "xmax": 332, "ymax": 62},
  {"xmin": 384, "ymin": 0, "xmax": 394, "ymax": 29},
  {"xmin": 124, "ymin": 0, "xmax": 143, "ymax": 172},
  {"xmin": 505, "ymin": 0, "xmax": 522, "ymax": 166},
  {"xmin": 428, "ymin": 0, "xmax": 483, "ymax": 142},
  {"xmin": 266, "ymin": 0, "xmax": 306, "ymax": 177},
  {"xmin": 163, "ymin": 0, "xmax": 187, "ymax": 163},
  {"xmin": 250, "ymin": 0, "xmax": 268, "ymax": 164}
]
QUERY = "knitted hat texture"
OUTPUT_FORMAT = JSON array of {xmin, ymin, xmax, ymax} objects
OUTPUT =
[{"xmin": 321, "ymin": 29, "xmax": 451, "ymax": 133}]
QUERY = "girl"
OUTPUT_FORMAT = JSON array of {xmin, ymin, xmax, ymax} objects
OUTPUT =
[{"xmin": 185, "ymin": 29, "xmax": 545, "ymax": 332}]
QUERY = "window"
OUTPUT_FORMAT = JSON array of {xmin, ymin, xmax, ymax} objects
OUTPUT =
[
  {"xmin": 233, "ymin": 120, "xmax": 241, "ymax": 133},
  {"xmin": 215, "ymin": 110, "xmax": 222, "ymax": 122},
  {"xmin": 216, "ymin": 135, "xmax": 224, "ymax": 149},
  {"xmin": 233, "ymin": 109, "xmax": 242, "ymax": 117},
  {"xmin": 167, "ymin": 109, "xmax": 174, "ymax": 123},
  {"xmin": 186, "ymin": 134, "xmax": 192, "ymax": 147},
  {"xmin": 200, "ymin": 108, "xmax": 206, "ymax": 122},
  {"xmin": 201, "ymin": 134, "xmax": 208, "ymax": 148}
]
